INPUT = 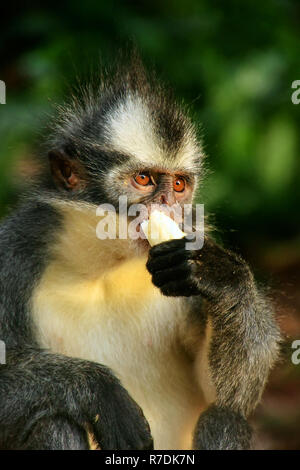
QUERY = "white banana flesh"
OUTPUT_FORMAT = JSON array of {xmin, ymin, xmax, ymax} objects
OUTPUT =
[{"xmin": 141, "ymin": 210, "xmax": 186, "ymax": 246}]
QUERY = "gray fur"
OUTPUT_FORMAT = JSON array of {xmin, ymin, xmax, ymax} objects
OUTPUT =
[{"xmin": 0, "ymin": 58, "xmax": 280, "ymax": 450}]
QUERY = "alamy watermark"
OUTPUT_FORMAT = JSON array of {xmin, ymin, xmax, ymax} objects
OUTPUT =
[
  {"xmin": 0, "ymin": 340, "xmax": 6, "ymax": 364},
  {"xmin": 95, "ymin": 197, "xmax": 205, "ymax": 250},
  {"xmin": 291, "ymin": 340, "xmax": 300, "ymax": 365},
  {"xmin": 291, "ymin": 80, "xmax": 300, "ymax": 105},
  {"xmin": 0, "ymin": 80, "xmax": 6, "ymax": 104}
]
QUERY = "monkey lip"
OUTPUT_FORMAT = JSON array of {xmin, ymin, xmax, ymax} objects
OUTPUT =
[
  {"xmin": 136, "ymin": 221, "xmax": 147, "ymax": 236},
  {"xmin": 133, "ymin": 221, "xmax": 151, "ymax": 250},
  {"xmin": 136, "ymin": 223, "xmax": 150, "ymax": 246}
]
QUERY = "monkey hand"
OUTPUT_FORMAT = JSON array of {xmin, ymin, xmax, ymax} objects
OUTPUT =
[
  {"xmin": 85, "ymin": 366, "xmax": 154, "ymax": 450},
  {"xmin": 146, "ymin": 235, "xmax": 253, "ymax": 308}
]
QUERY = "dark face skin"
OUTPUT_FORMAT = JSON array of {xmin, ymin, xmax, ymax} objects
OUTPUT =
[
  {"xmin": 121, "ymin": 168, "xmax": 196, "ymax": 250},
  {"xmin": 129, "ymin": 169, "xmax": 194, "ymax": 207}
]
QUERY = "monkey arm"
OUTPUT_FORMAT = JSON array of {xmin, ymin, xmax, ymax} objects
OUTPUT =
[
  {"xmin": 0, "ymin": 347, "xmax": 153, "ymax": 450},
  {"xmin": 188, "ymin": 290, "xmax": 279, "ymax": 450},
  {"xmin": 146, "ymin": 236, "xmax": 281, "ymax": 449}
]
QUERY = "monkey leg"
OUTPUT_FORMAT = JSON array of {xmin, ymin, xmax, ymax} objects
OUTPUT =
[{"xmin": 193, "ymin": 405, "xmax": 252, "ymax": 450}]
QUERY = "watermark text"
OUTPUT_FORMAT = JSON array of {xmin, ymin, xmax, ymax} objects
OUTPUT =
[
  {"xmin": 291, "ymin": 80, "xmax": 300, "ymax": 105},
  {"xmin": 96, "ymin": 198, "xmax": 205, "ymax": 250},
  {"xmin": 291, "ymin": 340, "xmax": 300, "ymax": 365},
  {"xmin": 0, "ymin": 340, "xmax": 6, "ymax": 364},
  {"xmin": 0, "ymin": 80, "xmax": 6, "ymax": 104}
]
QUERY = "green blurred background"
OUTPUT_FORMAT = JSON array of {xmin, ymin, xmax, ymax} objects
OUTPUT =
[{"xmin": 0, "ymin": 0, "xmax": 299, "ymax": 449}]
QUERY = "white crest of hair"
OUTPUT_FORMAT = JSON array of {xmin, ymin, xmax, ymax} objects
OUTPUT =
[
  {"xmin": 103, "ymin": 93, "xmax": 164, "ymax": 163},
  {"xmin": 103, "ymin": 92, "xmax": 201, "ymax": 173}
]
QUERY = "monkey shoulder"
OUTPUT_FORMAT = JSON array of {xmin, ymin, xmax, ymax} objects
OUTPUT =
[{"xmin": 0, "ymin": 200, "xmax": 62, "ymax": 347}]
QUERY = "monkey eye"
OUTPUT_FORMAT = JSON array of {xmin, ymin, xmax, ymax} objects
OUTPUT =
[
  {"xmin": 134, "ymin": 173, "xmax": 153, "ymax": 186},
  {"xmin": 173, "ymin": 177, "xmax": 185, "ymax": 192}
]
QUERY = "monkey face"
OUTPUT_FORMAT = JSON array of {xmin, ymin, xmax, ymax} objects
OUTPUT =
[
  {"xmin": 45, "ymin": 61, "xmax": 204, "ymax": 232},
  {"xmin": 119, "ymin": 167, "xmax": 196, "ymax": 251}
]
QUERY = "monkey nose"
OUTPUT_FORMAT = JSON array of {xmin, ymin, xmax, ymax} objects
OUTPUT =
[{"xmin": 159, "ymin": 193, "xmax": 176, "ymax": 206}]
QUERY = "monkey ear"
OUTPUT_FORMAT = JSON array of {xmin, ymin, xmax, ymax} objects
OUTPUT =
[{"xmin": 48, "ymin": 150, "xmax": 85, "ymax": 191}]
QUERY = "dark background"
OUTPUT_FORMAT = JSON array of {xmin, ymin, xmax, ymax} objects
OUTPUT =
[{"xmin": 0, "ymin": 0, "xmax": 299, "ymax": 449}]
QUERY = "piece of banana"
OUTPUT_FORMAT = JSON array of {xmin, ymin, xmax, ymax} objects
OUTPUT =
[{"xmin": 141, "ymin": 210, "xmax": 185, "ymax": 246}]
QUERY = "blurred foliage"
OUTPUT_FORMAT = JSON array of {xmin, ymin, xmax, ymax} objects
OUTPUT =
[{"xmin": 0, "ymin": 0, "xmax": 299, "ymax": 244}]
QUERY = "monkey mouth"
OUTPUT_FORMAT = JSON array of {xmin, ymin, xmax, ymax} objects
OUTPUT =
[
  {"xmin": 136, "ymin": 223, "xmax": 150, "ymax": 247},
  {"xmin": 136, "ymin": 220, "xmax": 147, "ymax": 236},
  {"xmin": 133, "ymin": 221, "xmax": 151, "ymax": 251}
]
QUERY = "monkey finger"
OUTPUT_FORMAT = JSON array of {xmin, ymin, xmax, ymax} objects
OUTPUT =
[
  {"xmin": 91, "ymin": 390, "xmax": 153, "ymax": 450},
  {"xmin": 151, "ymin": 263, "xmax": 192, "ymax": 288},
  {"xmin": 159, "ymin": 278, "xmax": 200, "ymax": 297},
  {"xmin": 92, "ymin": 416, "xmax": 152, "ymax": 450},
  {"xmin": 149, "ymin": 237, "xmax": 187, "ymax": 256},
  {"xmin": 146, "ymin": 249, "xmax": 190, "ymax": 274}
]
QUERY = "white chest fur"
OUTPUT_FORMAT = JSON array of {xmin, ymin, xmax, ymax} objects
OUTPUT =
[{"xmin": 32, "ymin": 256, "xmax": 204, "ymax": 449}]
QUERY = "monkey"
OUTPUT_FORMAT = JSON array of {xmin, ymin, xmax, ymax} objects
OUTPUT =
[{"xmin": 0, "ymin": 59, "xmax": 280, "ymax": 450}]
